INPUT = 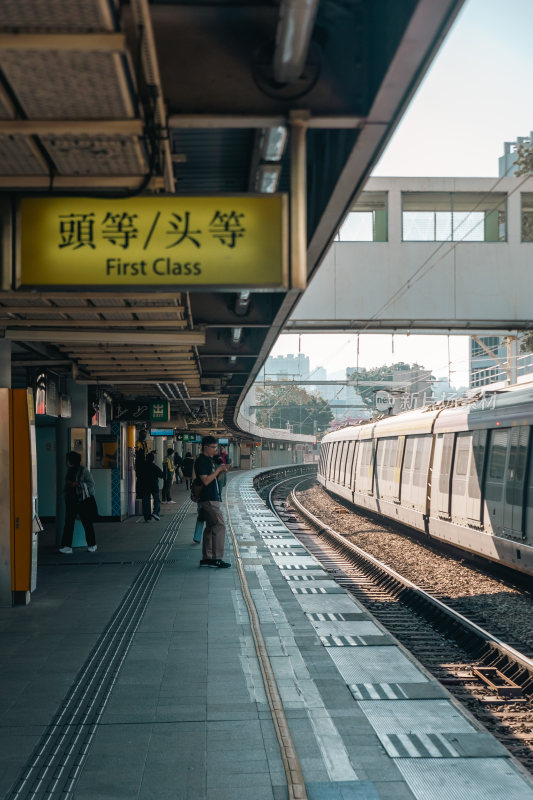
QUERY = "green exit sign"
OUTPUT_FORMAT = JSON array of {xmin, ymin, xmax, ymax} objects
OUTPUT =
[{"xmin": 149, "ymin": 401, "xmax": 169, "ymax": 421}]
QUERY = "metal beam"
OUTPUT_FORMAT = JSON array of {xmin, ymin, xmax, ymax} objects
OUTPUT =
[
  {"xmin": 0, "ymin": 176, "xmax": 164, "ymax": 189},
  {"xmin": 1, "ymin": 320, "xmax": 188, "ymax": 328},
  {"xmin": 3, "ymin": 330, "xmax": 206, "ymax": 345},
  {"xmin": 0, "ymin": 33, "xmax": 127, "ymax": 51},
  {"xmin": 168, "ymin": 114, "xmax": 364, "ymax": 129},
  {"xmin": 0, "ymin": 305, "xmax": 184, "ymax": 315},
  {"xmin": 0, "ymin": 120, "xmax": 143, "ymax": 136},
  {"xmin": 0, "ymin": 292, "xmax": 183, "ymax": 301},
  {"xmin": 12, "ymin": 360, "xmax": 73, "ymax": 367}
]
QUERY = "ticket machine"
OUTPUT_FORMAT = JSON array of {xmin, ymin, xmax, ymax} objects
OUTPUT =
[{"xmin": 0, "ymin": 388, "xmax": 42, "ymax": 606}]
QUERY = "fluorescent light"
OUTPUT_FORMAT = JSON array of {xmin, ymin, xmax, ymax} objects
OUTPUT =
[
  {"xmin": 234, "ymin": 290, "xmax": 251, "ymax": 316},
  {"xmin": 232, "ymin": 327, "xmax": 242, "ymax": 344},
  {"xmin": 255, "ymin": 163, "xmax": 281, "ymax": 193},
  {"xmin": 229, "ymin": 356, "xmax": 237, "ymax": 364},
  {"xmin": 260, "ymin": 126, "xmax": 287, "ymax": 161}
]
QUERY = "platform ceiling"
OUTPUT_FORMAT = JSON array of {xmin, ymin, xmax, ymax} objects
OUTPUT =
[{"xmin": 0, "ymin": 0, "xmax": 464, "ymax": 434}]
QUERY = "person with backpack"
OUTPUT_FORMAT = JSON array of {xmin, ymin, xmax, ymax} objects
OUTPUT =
[
  {"xmin": 194, "ymin": 436, "xmax": 230, "ymax": 568},
  {"xmin": 59, "ymin": 451, "xmax": 98, "ymax": 553}
]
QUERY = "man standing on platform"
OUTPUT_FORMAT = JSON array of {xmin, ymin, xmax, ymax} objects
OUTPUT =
[{"xmin": 195, "ymin": 436, "xmax": 230, "ymax": 568}]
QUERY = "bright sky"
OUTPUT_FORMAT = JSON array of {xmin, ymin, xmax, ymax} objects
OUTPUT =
[{"xmin": 271, "ymin": 0, "xmax": 533, "ymax": 389}]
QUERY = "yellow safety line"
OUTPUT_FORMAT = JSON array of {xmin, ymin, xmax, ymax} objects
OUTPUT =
[{"xmin": 225, "ymin": 483, "xmax": 308, "ymax": 800}]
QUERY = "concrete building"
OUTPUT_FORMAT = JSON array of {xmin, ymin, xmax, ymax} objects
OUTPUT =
[{"xmin": 288, "ymin": 176, "xmax": 533, "ymax": 390}]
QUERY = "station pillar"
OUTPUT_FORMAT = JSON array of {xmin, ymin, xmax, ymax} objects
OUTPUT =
[{"xmin": 0, "ymin": 340, "xmax": 11, "ymax": 388}]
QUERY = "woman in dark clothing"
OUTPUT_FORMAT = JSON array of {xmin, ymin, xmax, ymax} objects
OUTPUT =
[
  {"xmin": 59, "ymin": 451, "xmax": 97, "ymax": 554},
  {"xmin": 182, "ymin": 451, "xmax": 194, "ymax": 490},
  {"xmin": 138, "ymin": 452, "xmax": 163, "ymax": 522}
]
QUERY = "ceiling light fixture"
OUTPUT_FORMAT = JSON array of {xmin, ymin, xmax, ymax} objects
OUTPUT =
[
  {"xmin": 260, "ymin": 126, "xmax": 287, "ymax": 161},
  {"xmin": 255, "ymin": 163, "xmax": 281, "ymax": 193}
]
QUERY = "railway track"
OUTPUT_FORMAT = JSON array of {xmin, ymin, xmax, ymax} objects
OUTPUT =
[{"xmin": 262, "ymin": 474, "xmax": 533, "ymax": 776}]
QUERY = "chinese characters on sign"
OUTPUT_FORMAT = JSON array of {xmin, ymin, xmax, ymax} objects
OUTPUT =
[
  {"xmin": 20, "ymin": 196, "xmax": 287, "ymax": 288},
  {"xmin": 58, "ymin": 210, "xmax": 246, "ymax": 252}
]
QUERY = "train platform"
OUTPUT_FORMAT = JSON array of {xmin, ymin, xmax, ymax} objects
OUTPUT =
[{"xmin": 1, "ymin": 470, "xmax": 533, "ymax": 800}]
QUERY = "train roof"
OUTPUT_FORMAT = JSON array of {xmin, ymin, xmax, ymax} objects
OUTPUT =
[{"xmin": 321, "ymin": 382, "xmax": 533, "ymax": 442}]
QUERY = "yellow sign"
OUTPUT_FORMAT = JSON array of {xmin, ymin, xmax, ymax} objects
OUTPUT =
[{"xmin": 19, "ymin": 196, "xmax": 288, "ymax": 288}]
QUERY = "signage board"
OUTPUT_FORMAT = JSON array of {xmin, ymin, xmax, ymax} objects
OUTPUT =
[
  {"xmin": 149, "ymin": 401, "xmax": 169, "ymax": 422},
  {"xmin": 180, "ymin": 433, "xmax": 200, "ymax": 442},
  {"xmin": 375, "ymin": 391, "xmax": 394, "ymax": 410},
  {"xmin": 113, "ymin": 401, "xmax": 150, "ymax": 421},
  {"xmin": 19, "ymin": 196, "xmax": 288, "ymax": 288},
  {"xmin": 150, "ymin": 428, "xmax": 174, "ymax": 436}
]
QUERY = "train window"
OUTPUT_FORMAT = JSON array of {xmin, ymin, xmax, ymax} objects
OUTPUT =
[
  {"xmin": 360, "ymin": 440, "xmax": 372, "ymax": 467},
  {"xmin": 506, "ymin": 426, "xmax": 529, "ymax": 506},
  {"xmin": 413, "ymin": 436, "xmax": 432, "ymax": 487},
  {"xmin": 455, "ymin": 433, "xmax": 472, "ymax": 476},
  {"xmin": 338, "ymin": 441, "xmax": 347, "ymax": 484},
  {"xmin": 340, "ymin": 441, "xmax": 349, "ymax": 483},
  {"xmin": 346, "ymin": 441, "xmax": 356, "ymax": 487},
  {"xmin": 468, "ymin": 430, "xmax": 486, "ymax": 501},
  {"xmin": 488, "ymin": 429, "xmax": 509, "ymax": 480},
  {"xmin": 439, "ymin": 434, "xmax": 455, "ymax": 494},
  {"xmin": 403, "ymin": 437, "xmax": 415, "ymax": 470}
]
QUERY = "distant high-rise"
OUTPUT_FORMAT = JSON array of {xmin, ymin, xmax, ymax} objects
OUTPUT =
[
  {"xmin": 499, "ymin": 132, "xmax": 533, "ymax": 177},
  {"xmin": 257, "ymin": 353, "xmax": 310, "ymax": 381}
]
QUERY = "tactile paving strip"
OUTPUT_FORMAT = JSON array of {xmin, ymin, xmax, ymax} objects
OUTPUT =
[
  {"xmin": 328, "ymin": 647, "xmax": 429, "ymax": 684},
  {"xmin": 395, "ymin": 758, "xmax": 533, "ymax": 800},
  {"xmin": 348, "ymin": 682, "xmax": 448, "ymax": 701}
]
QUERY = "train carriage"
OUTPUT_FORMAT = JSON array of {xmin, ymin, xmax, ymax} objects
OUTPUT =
[{"xmin": 318, "ymin": 383, "xmax": 533, "ymax": 576}]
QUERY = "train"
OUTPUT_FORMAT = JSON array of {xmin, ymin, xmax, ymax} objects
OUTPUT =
[{"xmin": 318, "ymin": 383, "xmax": 533, "ymax": 577}]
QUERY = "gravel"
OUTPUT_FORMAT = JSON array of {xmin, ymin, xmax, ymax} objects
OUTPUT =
[{"xmin": 295, "ymin": 483, "xmax": 533, "ymax": 652}]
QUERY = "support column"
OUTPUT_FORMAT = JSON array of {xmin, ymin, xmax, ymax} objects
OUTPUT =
[{"xmin": 0, "ymin": 340, "xmax": 11, "ymax": 388}]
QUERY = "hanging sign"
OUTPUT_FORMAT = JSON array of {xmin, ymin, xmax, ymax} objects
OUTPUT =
[{"xmin": 19, "ymin": 195, "xmax": 288, "ymax": 288}]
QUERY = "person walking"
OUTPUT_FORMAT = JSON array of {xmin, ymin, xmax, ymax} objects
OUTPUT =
[
  {"xmin": 182, "ymin": 451, "xmax": 194, "ymax": 490},
  {"xmin": 139, "ymin": 452, "xmax": 163, "ymax": 522},
  {"xmin": 162, "ymin": 447, "xmax": 176, "ymax": 503},
  {"xmin": 59, "ymin": 451, "xmax": 98, "ymax": 553},
  {"xmin": 195, "ymin": 436, "xmax": 230, "ymax": 568},
  {"xmin": 173, "ymin": 451, "xmax": 184, "ymax": 484}
]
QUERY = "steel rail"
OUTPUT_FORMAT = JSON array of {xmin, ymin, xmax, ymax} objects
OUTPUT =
[
  {"xmin": 225, "ymin": 478, "xmax": 308, "ymax": 800},
  {"xmin": 286, "ymin": 481, "xmax": 533, "ymax": 683}
]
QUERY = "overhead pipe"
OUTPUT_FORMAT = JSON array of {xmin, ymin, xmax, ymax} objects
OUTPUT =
[
  {"xmin": 273, "ymin": 0, "xmax": 320, "ymax": 85},
  {"xmin": 130, "ymin": 0, "xmax": 175, "ymax": 193}
]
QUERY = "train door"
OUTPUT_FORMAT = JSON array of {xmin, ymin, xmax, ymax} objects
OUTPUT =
[
  {"xmin": 467, "ymin": 430, "xmax": 487, "ymax": 524},
  {"xmin": 392, "ymin": 436, "xmax": 405, "ymax": 502},
  {"xmin": 503, "ymin": 426, "xmax": 529, "ymax": 537},
  {"xmin": 484, "ymin": 428, "xmax": 509, "ymax": 534},
  {"xmin": 437, "ymin": 433, "xmax": 455, "ymax": 517},
  {"xmin": 451, "ymin": 432, "xmax": 472, "ymax": 521}
]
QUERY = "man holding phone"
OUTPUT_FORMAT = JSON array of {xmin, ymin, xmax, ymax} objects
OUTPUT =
[{"xmin": 194, "ymin": 436, "xmax": 231, "ymax": 568}]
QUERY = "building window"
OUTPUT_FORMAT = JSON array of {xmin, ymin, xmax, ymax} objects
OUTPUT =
[
  {"xmin": 337, "ymin": 191, "xmax": 387, "ymax": 242},
  {"xmin": 522, "ymin": 193, "xmax": 533, "ymax": 242},
  {"xmin": 402, "ymin": 192, "xmax": 506, "ymax": 242},
  {"xmin": 470, "ymin": 336, "xmax": 501, "ymax": 358}
]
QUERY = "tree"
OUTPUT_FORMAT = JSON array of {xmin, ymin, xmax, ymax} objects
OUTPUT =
[
  {"xmin": 514, "ymin": 141, "xmax": 533, "ymax": 177},
  {"xmin": 254, "ymin": 384, "xmax": 334, "ymax": 435},
  {"xmin": 520, "ymin": 331, "xmax": 533, "ymax": 353}
]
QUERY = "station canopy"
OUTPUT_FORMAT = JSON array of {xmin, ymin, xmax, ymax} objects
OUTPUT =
[{"xmin": 0, "ymin": 0, "xmax": 464, "ymax": 434}]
